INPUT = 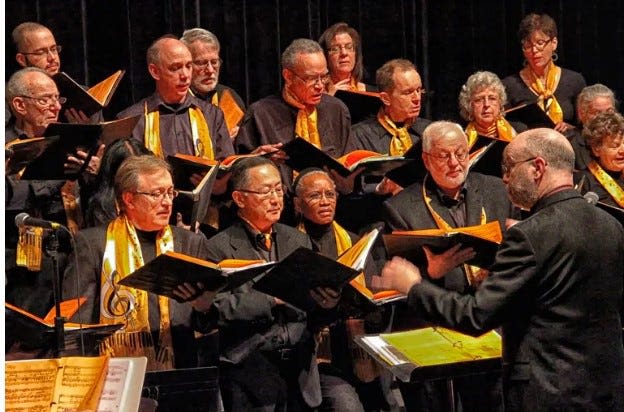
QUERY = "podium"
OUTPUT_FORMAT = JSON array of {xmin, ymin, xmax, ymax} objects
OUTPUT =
[{"xmin": 141, "ymin": 366, "xmax": 221, "ymax": 412}]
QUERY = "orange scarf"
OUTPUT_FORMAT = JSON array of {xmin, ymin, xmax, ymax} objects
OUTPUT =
[
  {"xmin": 98, "ymin": 215, "xmax": 175, "ymax": 371},
  {"xmin": 465, "ymin": 117, "xmax": 516, "ymax": 149},
  {"xmin": 377, "ymin": 109, "xmax": 414, "ymax": 155},
  {"xmin": 587, "ymin": 161, "xmax": 624, "ymax": 207},
  {"xmin": 282, "ymin": 88, "xmax": 321, "ymax": 148},
  {"xmin": 520, "ymin": 63, "xmax": 563, "ymax": 124},
  {"xmin": 144, "ymin": 102, "xmax": 214, "ymax": 159}
]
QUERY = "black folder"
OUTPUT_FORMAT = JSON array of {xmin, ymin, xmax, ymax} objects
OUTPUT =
[
  {"xmin": 53, "ymin": 70, "xmax": 125, "ymax": 117},
  {"xmin": 334, "ymin": 89, "xmax": 382, "ymax": 124},
  {"xmin": 384, "ymin": 141, "xmax": 427, "ymax": 187},
  {"xmin": 252, "ymin": 247, "xmax": 361, "ymax": 311},
  {"xmin": 15, "ymin": 116, "xmax": 140, "ymax": 180},
  {"xmin": 468, "ymin": 136, "xmax": 510, "ymax": 178},
  {"xmin": 118, "ymin": 252, "xmax": 276, "ymax": 302},
  {"xmin": 505, "ymin": 102, "xmax": 555, "ymax": 129},
  {"xmin": 383, "ymin": 221, "xmax": 503, "ymax": 268}
]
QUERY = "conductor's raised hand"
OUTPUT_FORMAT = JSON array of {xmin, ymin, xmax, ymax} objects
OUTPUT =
[{"xmin": 372, "ymin": 256, "xmax": 422, "ymax": 295}]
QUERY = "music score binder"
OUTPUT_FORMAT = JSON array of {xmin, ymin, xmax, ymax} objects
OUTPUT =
[
  {"xmin": 118, "ymin": 252, "xmax": 276, "ymax": 302},
  {"xmin": 281, "ymin": 137, "xmax": 411, "ymax": 178},
  {"xmin": 468, "ymin": 135, "xmax": 510, "ymax": 178},
  {"xmin": 383, "ymin": 220, "xmax": 503, "ymax": 268},
  {"xmin": 505, "ymin": 102, "xmax": 555, "ymax": 129},
  {"xmin": 355, "ymin": 327, "xmax": 502, "ymax": 382},
  {"xmin": 11, "ymin": 115, "xmax": 141, "ymax": 180},
  {"xmin": 253, "ymin": 229, "xmax": 380, "ymax": 311},
  {"xmin": 53, "ymin": 70, "xmax": 125, "ymax": 117}
]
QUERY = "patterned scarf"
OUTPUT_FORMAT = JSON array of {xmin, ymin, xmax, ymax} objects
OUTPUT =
[
  {"xmin": 143, "ymin": 102, "xmax": 214, "ymax": 159},
  {"xmin": 377, "ymin": 108, "xmax": 414, "ymax": 155},
  {"xmin": 587, "ymin": 161, "xmax": 624, "ymax": 207},
  {"xmin": 282, "ymin": 88, "xmax": 321, "ymax": 148},
  {"xmin": 98, "ymin": 215, "xmax": 175, "ymax": 371},
  {"xmin": 520, "ymin": 62, "xmax": 563, "ymax": 124}
]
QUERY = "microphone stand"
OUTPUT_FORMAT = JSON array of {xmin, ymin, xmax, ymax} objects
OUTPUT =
[{"xmin": 45, "ymin": 229, "xmax": 65, "ymax": 357}]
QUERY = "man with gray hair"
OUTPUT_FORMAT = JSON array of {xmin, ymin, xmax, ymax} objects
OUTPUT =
[
  {"xmin": 377, "ymin": 128, "xmax": 624, "ymax": 411},
  {"xmin": 180, "ymin": 28, "xmax": 245, "ymax": 138},
  {"xmin": 236, "ymin": 38, "xmax": 354, "ymax": 191},
  {"xmin": 117, "ymin": 35, "xmax": 234, "ymax": 161},
  {"xmin": 570, "ymin": 83, "xmax": 619, "ymax": 170}
]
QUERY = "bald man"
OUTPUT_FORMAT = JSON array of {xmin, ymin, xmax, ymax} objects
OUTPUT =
[
  {"xmin": 377, "ymin": 128, "xmax": 624, "ymax": 411},
  {"xmin": 117, "ymin": 35, "xmax": 234, "ymax": 160}
]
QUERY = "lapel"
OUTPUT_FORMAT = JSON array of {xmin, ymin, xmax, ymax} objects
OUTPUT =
[
  {"xmin": 464, "ymin": 174, "xmax": 485, "ymax": 226},
  {"xmin": 227, "ymin": 221, "xmax": 259, "ymax": 260}
]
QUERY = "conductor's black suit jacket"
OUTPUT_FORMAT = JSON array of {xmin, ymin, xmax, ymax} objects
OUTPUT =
[{"xmin": 405, "ymin": 190, "xmax": 624, "ymax": 411}]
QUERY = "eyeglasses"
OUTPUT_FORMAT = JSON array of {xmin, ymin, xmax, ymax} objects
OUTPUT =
[
  {"xmin": 19, "ymin": 95, "xmax": 67, "ymax": 107},
  {"xmin": 423, "ymin": 150, "xmax": 469, "ymax": 163},
  {"xmin": 521, "ymin": 38, "xmax": 552, "ymax": 52},
  {"xmin": 290, "ymin": 70, "xmax": 330, "ymax": 87},
  {"xmin": 400, "ymin": 88, "xmax": 427, "ymax": 97},
  {"xmin": 238, "ymin": 185, "xmax": 286, "ymax": 199},
  {"xmin": 20, "ymin": 45, "xmax": 62, "ymax": 57},
  {"xmin": 471, "ymin": 95, "xmax": 500, "ymax": 105},
  {"xmin": 501, "ymin": 157, "xmax": 537, "ymax": 176},
  {"xmin": 327, "ymin": 43, "xmax": 355, "ymax": 54},
  {"xmin": 192, "ymin": 58, "xmax": 222, "ymax": 70},
  {"xmin": 134, "ymin": 189, "xmax": 179, "ymax": 201},
  {"xmin": 304, "ymin": 190, "xmax": 338, "ymax": 203}
]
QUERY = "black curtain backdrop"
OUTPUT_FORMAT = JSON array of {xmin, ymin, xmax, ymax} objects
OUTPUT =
[{"xmin": 6, "ymin": 0, "xmax": 624, "ymax": 124}]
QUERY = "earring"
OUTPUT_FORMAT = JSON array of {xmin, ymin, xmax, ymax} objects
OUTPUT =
[{"xmin": 552, "ymin": 52, "xmax": 558, "ymax": 62}]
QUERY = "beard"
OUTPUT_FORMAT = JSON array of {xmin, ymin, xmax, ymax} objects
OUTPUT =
[{"xmin": 508, "ymin": 173, "xmax": 539, "ymax": 210}]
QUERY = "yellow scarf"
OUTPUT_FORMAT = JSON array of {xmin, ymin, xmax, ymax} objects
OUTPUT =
[
  {"xmin": 377, "ymin": 109, "xmax": 414, "ymax": 155},
  {"xmin": 520, "ymin": 63, "xmax": 563, "ymax": 124},
  {"xmin": 465, "ymin": 117, "xmax": 516, "ymax": 149},
  {"xmin": 587, "ymin": 161, "xmax": 624, "ymax": 208},
  {"xmin": 422, "ymin": 175, "xmax": 487, "ymax": 286},
  {"xmin": 98, "ymin": 215, "xmax": 175, "ymax": 371},
  {"xmin": 211, "ymin": 92, "xmax": 219, "ymax": 106},
  {"xmin": 144, "ymin": 102, "xmax": 214, "ymax": 159},
  {"xmin": 282, "ymin": 88, "xmax": 321, "ymax": 148}
]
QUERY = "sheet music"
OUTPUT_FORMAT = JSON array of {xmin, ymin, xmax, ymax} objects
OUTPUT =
[{"xmin": 97, "ymin": 357, "xmax": 147, "ymax": 412}]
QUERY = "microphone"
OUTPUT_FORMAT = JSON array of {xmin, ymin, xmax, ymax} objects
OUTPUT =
[
  {"xmin": 583, "ymin": 191, "xmax": 599, "ymax": 205},
  {"xmin": 15, "ymin": 213, "xmax": 62, "ymax": 230}
]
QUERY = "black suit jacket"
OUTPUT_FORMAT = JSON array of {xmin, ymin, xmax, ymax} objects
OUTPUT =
[
  {"xmin": 406, "ymin": 190, "xmax": 624, "ymax": 411},
  {"xmin": 62, "ymin": 224, "xmax": 214, "ymax": 368},
  {"xmin": 205, "ymin": 220, "xmax": 322, "ymax": 407},
  {"xmin": 383, "ymin": 172, "xmax": 514, "ymax": 293}
]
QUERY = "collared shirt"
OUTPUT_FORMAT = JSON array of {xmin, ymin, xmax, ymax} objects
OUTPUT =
[
  {"xmin": 238, "ymin": 216, "xmax": 276, "ymax": 261},
  {"xmin": 117, "ymin": 92, "xmax": 234, "ymax": 160},
  {"xmin": 434, "ymin": 183, "xmax": 468, "ymax": 228}
]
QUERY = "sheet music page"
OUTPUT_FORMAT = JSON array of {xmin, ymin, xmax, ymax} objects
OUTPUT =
[
  {"xmin": 5, "ymin": 359, "xmax": 58, "ymax": 411},
  {"xmin": 5, "ymin": 356, "xmax": 108, "ymax": 412},
  {"xmin": 361, "ymin": 336, "xmax": 407, "ymax": 366},
  {"xmin": 97, "ymin": 357, "xmax": 148, "ymax": 412}
]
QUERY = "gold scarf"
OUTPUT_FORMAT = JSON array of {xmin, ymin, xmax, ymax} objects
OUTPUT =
[
  {"xmin": 422, "ymin": 175, "xmax": 487, "ymax": 286},
  {"xmin": 587, "ymin": 161, "xmax": 624, "ymax": 208},
  {"xmin": 282, "ymin": 88, "xmax": 321, "ymax": 148},
  {"xmin": 520, "ymin": 63, "xmax": 563, "ymax": 124},
  {"xmin": 99, "ymin": 215, "xmax": 175, "ymax": 371},
  {"xmin": 465, "ymin": 117, "xmax": 516, "ymax": 149},
  {"xmin": 211, "ymin": 92, "xmax": 219, "ymax": 106},
  {"xmin": 377, "ymin": 109, "xmax": 414, "ymax": 155},
  {"xmin": 143, "ymin": 102, "xmax": 214, "ymax": 159}
]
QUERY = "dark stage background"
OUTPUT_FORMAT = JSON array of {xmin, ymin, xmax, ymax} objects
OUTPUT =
[{"xmin": 6, "ymin": 0, "xmax": 624, "ymax": 123}]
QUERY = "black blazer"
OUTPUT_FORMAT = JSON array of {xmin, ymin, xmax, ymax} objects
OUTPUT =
[
  {"xmin": 406, "ymin": 190, "xmax": 624, "ymax": 411},
  {"xmin": 383, "ymin": 172, "xmax": 514, "ymax": 293},
  {"xmin": 62, "ymin": 224, "xmax": 214, "ymax": 368},
  {"xmin": 502, "ymin": 68, "xmax": 586, "ymax": 125}
]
